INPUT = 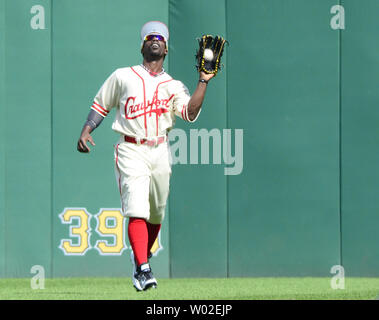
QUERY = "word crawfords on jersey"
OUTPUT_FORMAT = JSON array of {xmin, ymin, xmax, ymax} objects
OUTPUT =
[{"xmin": 125, "ymin": 92, "xmax": 175, "ymax": 119}]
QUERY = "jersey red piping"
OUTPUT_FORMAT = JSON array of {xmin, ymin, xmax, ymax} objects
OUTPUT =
[
  {"xmin": 115, "ymin": 144, "xmax": 123, "ymax": 212},
  {"xmin": 131, "ymin": 67, "xmax": 148, "ymax": 137},
  {"xmin": 154, "ymin": 79, "xmax": 173, "ymax": 136}
]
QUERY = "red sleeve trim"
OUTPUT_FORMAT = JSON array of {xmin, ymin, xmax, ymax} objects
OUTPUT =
[{"xmin": 91, "ymin": 102, "xmax": 109, "ymax": 117}]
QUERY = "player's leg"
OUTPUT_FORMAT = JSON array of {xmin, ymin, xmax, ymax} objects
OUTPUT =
[
  {"xmin": 128, "ymin": 217, "xmax": 149, "ymax": 266},
  {"xmin": 121, "ymin": 176, "xmax": 154, "ymax": 291},
  {"xmin": 114, "ymin": 142, "xmax": 156, "ymax": 291},
  {"xmin": 116, "ymin": 163, "xmax": 151, "ymax": 267},
  {"xmin": 128, "ymin": 217, "xmax": 157, "ymax": 291},
  {"xmin": 146, "ymin": 221, "xmax": 161, "ymax": 257},
  {"xmin": 148, "ymin": 142, "xmax": 172, "ymax": 250}
]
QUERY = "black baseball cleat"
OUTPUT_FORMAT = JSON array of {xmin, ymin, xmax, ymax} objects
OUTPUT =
[
  {"xmin": 130, "ymin": 251, "xmax": 157, "ymax": 291},
  {"xmin": 130, "ymin": 251, "xmax": 143, "ymax": 291},
  {"xmin": 136, "ymin": 263, "xmax": 157, "ymax": 291}
]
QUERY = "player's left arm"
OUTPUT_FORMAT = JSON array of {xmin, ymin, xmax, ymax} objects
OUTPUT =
[{"xmin": 187, "ymin": 72, "xmax": 215, "ymax": 121}]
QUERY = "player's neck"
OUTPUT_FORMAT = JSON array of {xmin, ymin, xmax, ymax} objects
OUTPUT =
[{"xmin": 142, "ymin": 60, "xmax": 164, "ymax": 75}]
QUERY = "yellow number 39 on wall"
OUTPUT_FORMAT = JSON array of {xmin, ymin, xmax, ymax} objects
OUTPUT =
[{"xmin": 58, "ymin": 208, "xmax": 161, "ymax": 256}]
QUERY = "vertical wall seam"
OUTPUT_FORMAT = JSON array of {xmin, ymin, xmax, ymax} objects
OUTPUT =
[
  {"xmin": 4, "ymin": 0, "xmax": 7, "ymax": 278},
  {"xmin": 338, "ymin": 0, "xmax": 343, "ymax": 268},
  {"xmin": 225, "ymin": 0, "xmax": 229, "ymax": 278},
  {"xmin": 2, "ymin": 0, "xmax": 7, "ymax": 278},
  {"xmin": 50, "ymin": 0, "xmax": 54, "ymax": 278}
]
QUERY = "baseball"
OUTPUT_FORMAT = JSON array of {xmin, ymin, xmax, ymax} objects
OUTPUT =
[{"xmin": 203, "ymin": 49, "xmax": 214, "ymax": 61}]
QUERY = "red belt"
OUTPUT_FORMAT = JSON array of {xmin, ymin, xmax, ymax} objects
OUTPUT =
[{"xmin": 124, "ymin": 135, "xmax": 167, "ymax": 147}]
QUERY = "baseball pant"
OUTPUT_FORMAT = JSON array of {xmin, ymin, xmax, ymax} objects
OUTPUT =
[{"xmin": 114, "ymin": 137, "xmax": 171, "ymax": 224}]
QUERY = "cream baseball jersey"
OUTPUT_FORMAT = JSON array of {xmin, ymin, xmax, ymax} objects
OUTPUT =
[{"xmin": 91, "ymin": 65, "xmax": 200, "ymax": 137}]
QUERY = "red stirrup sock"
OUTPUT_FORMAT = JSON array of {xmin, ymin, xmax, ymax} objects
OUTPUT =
[
  {"xmin": 128, "ymin": 218, "xmax": 148, "ymax": 266},
  {"xmin": 147, "ymin": 222, "xmax": 161, "ymax": 256}
]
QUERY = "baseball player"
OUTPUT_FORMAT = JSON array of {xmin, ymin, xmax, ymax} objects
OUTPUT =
[{"xmin": 77, "ymin": 21, "xmax": 214, "ymax": 291}]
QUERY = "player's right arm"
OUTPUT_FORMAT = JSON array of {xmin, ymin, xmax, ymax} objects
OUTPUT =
[
  {"xmin": 77, "ymin": 126, "xmax": 94, "ymax": 153},
  {"xmin": 77, "ymin": 70, "xmax": 121, "ymax": 153},
  {"xmin": 77, "ymin": 110, "xmax": 103, "ymax": 153}
]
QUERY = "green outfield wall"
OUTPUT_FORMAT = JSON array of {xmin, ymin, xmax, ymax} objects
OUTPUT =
[
  {"xmin": 0, "ymin": 0, "xmax": 378, "ymax": 279},
  {"xmin": 340, "ymin": 0, "xmax": 379, "ymax": 276}
]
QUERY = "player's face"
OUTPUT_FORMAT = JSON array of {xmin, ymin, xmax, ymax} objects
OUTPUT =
[{"xmin": 142, "ymin": 34, "xmax": 168, "ymax": 59}]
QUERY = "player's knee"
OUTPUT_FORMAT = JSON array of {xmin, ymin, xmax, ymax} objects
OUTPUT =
[
  {"xmin": 148, "ymin": 205, "xmax": 166, "ymax": 224},
  {"xmin": 125, "ymin": 208, "xmax": 149, "ymax": 220}
]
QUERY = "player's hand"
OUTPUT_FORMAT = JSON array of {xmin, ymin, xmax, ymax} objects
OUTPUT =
[
  {"xmin": 77, "ymin": 126, "xmax": 95, "ymax": 153},
  {"xmin": 199, "ymin": 71, "xmax": 215, "ymax": 82}
]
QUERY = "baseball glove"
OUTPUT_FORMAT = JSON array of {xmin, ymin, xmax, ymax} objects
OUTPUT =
[{"xmin": 196, "ymin": 35, "xmax": 227, "ymax": 76}]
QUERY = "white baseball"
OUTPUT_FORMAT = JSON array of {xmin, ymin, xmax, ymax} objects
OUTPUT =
[{"xmin": 203, "ymin": 49, "xmax": 214, "ymax": 61}]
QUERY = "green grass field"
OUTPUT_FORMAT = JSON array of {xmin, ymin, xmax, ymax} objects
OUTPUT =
[{"xmin": 0, "ymin": 277, "xmax": 378, "ymax": 300}]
